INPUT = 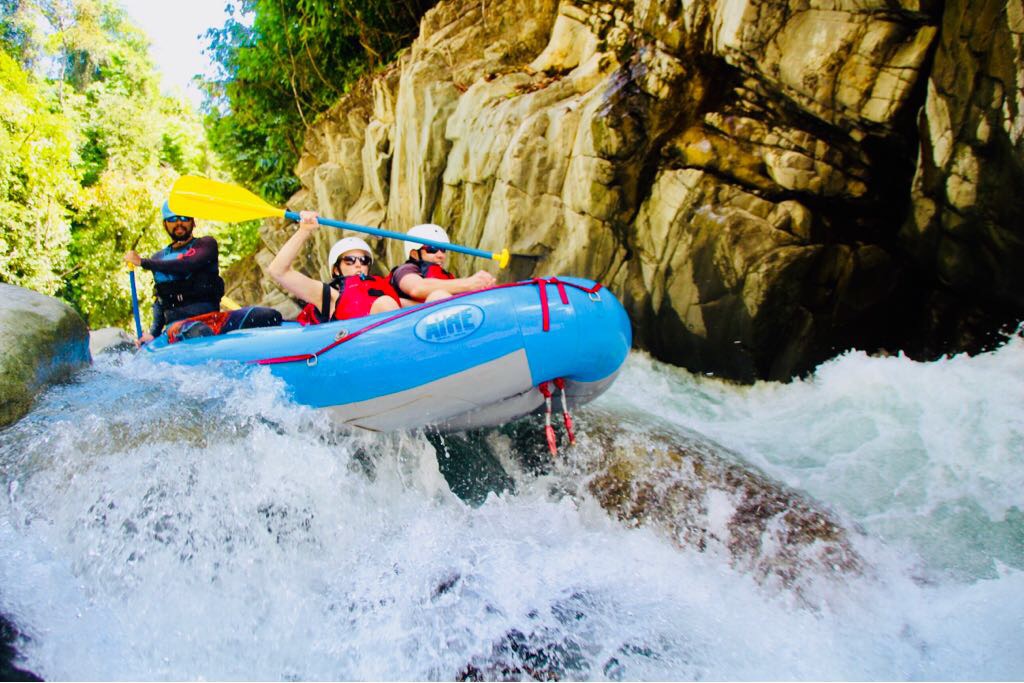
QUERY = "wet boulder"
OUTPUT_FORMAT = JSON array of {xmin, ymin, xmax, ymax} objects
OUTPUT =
[
  {"xmin": 484, "ymin": 411, "xmax": 863, "ymax": 597},
  {"xmin": 0, "ymin": 283, "xmax": 91, "ymax": 428},
  {"xmin": 578, "ymin": 416, "xmax": 863, "ymax": 595},
  {"xmin": 0, "ymin": 613, "xmax": 40, "ymax": 682},
  {"xmin": 89, "ymin": 327, "xmax": 134, "ymax": 355}
]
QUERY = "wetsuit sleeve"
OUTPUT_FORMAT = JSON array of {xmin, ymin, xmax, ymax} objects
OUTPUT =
[
  {"xmin": 149, "ymin": 298, "xmax": 166, "ymax": 337},
  {"xmin": 140, "ymin": 237, "xmax": 219, "ymax": 274}
]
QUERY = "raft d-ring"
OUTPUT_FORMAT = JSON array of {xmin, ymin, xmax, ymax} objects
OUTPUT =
[
  {"xmin": 306, "ymin": 354, "xmax": 319, "ymax": 367},
  {"xmin": 334, "ymin": 328, "xmax": 348, "ymax": 341},
  {"xmin": 588, "ymin": 291, "xmax": 601, "ymax": 301}
]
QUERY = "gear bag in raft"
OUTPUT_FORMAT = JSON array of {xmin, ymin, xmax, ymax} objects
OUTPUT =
[{"xmin": 166, "ymin": 307, "xmax": 283, "ymax": 343}]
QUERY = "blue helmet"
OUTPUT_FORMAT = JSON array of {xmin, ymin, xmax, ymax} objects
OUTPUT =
[{"xmin": 161, "ymin": 200, "xmax": 192, "ymax": 222}]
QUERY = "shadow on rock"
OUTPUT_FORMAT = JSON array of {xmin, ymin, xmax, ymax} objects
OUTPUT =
[{"xmin": 426, "ymin": 428, "xmax": 517, "ymax": 506}]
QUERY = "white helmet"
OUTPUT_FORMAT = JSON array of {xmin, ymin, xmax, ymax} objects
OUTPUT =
[
  {"xmin": 403, "ymin": 223, "xmax": 450, "ymax": 257},
  {"xmin": 328, "ymin": 236, "xmax": 373, "ymax": 268}
]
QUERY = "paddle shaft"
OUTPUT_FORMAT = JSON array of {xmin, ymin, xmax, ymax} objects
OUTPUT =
[
  {"xmin": 128, "ymin": 270, "xmax": 143, "ymax": 338},
  {"xmin": 283, "ymin": 211, "xmax": 496, "ymax": 261}
]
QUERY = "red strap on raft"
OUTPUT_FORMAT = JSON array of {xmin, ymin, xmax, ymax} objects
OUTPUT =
[{"xmin": 533, "ymin": 277, "xmax": 573, "ymax": 331}]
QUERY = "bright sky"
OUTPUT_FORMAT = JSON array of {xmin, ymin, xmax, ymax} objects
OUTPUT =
[{"xmin": 118, "ymin": 0, "xmax": 236, "ymax": 108}]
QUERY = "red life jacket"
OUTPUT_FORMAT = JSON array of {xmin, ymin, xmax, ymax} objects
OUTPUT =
[
  {"xmin": 389, "ymin": 258, "xmax": 455, "ymax": 300},
  {"xmin": 297, "ymin": 274, "xmax": 399, "ymax": 325}
]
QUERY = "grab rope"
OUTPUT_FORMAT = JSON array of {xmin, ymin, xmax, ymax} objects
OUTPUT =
[
  {"xmin": 538, "ymin": 381, "xmax": 557, "ymax": 455},
  {"xmin": 252, "ymin": 277, "xmax": 603, "ymax": 366},
  {"xmin": 553, "ymin": 377, "xmax": 576, "ymax": 446},
  {"xmin": 537, "ymin": 377, "xmax": 577, "ymax": 456}
]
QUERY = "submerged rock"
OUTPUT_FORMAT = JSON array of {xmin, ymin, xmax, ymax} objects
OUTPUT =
[
  {"xmin": 479, "ymin": 410, "xmax": 863, "ymax": 596},
  {"xmin": 578, "ymin": 417, "xmax": 863, "ymax": 594},
  {"xmin": 0, "ymin": 284, "xmax": 91, "ymax": 428},
  {"xmin": 0, "ymin": 613, "xmax": 41, "ymax": 682},
  {"xmin": 88, "ymin": 327, "xmax": 133, "ymax": 356},
  {"xmin": 456, "ymin": 591, "xmax": 611, "ymax": 681},
  {"xmin": 427, "ymin": 429, "xmax": 517, "ymax": 506}
]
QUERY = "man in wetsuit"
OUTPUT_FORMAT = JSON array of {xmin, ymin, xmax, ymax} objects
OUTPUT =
[{"xmin": 123, "ymin": 201, "xmax": 225, "ymax": 344}]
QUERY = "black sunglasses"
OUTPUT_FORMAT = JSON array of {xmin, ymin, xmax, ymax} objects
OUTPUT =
[
  {"xmin": 340, "ymin": 255, "xmax": 372, "ymax": 266},
  {"xmin": 165, "ymin": 216, "xmax": 193, "ymax": 224},
  {"xmin": 419, "ymin": 245, "xmax": 446, "ymax": 254}
]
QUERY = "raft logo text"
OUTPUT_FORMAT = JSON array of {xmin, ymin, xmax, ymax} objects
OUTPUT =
[{"xmin": 414, "ymin": 305, "xmax": 485, "ymax": 343}]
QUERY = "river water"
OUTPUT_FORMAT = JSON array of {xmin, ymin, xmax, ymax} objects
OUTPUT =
[{"xmin": 0, "ymin": 336, "xmax": 1021, "ymax": 680}]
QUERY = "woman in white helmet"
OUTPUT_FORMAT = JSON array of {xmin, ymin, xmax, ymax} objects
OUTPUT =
[
  {"xmin": 268, "ymin": 211, "xmax": 400, "ymax": 323},
  {"xmin": 389, "ymin": 223, "xmax": 497, "ymax": 307}
]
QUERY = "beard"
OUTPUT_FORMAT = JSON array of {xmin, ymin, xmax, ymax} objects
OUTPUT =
[{"xmin": 166, "ymin": 224, "xmax": 193, "ymax": 242}]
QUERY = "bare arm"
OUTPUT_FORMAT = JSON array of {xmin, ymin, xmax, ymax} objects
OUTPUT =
[
  {"xmin": 267, "ymin": 212, "xmax": 333, "ymax": 309},
  {"xmin": 398, "ymin": 270, "xmax": 496, "ymax": 300}
]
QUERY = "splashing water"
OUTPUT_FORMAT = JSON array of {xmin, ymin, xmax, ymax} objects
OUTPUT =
[
  {"xmin": 610, "ymin": 338, "xmax": 1024, "ymax": 582},
  {"xmin": 0, "ymin": 342, "xmax": 1021, "ymax": 680}
]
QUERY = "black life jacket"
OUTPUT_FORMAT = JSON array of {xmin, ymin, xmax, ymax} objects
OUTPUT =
[{"xmin": 151, "ymin": 239, "xmax": 225, "ymax": 311}]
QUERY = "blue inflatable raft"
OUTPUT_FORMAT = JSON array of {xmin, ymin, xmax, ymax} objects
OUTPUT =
[{"xmin": 141, "ymin": 277, "xmax": 632, "ymax": 432}]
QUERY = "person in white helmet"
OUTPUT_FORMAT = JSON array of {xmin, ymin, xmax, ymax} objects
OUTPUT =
[
  {"xmin": 268, "ymin": 211, "xmax": 400, "ymax": 323},
  {"xmin": 388, "ymin": 223, "xmax": 497, "ymax": 307}
]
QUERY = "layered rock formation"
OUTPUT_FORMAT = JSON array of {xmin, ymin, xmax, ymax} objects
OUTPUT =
[
  {"xmin": 234, "ymin": 0, "xmax": 1024, "ymax": 382},
  {"xmin": 0, "ymin": 283, "xmax": 91, "ymax": 428},
  {"xmin": 903, "ymin": 0, "xmax": 1024, "ymax": 348}
]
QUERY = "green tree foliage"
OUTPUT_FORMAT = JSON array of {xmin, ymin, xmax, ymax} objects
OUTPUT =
[
  {"xmin": 39, "ymin": 0, "xmax": 220, "ymax": 327},
  {"xmin": 0, "ymin": 50, "xmax": 78, "ymax": 294},
  {"xmin": 202, "ymin": 0, "xmax": 436, "ymax": 203},
  {"xmin": 1, "ymin": 0, "xmax": 246, "ymax": 330},
  {"xmin": 0, "ymin": 0, "xmax": 36, "ymax": 66}
]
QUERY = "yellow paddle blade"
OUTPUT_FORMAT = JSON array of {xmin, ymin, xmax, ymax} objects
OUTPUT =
[{"xmin": 169, "ymin": 175, "xmax": 285, "ymax": 223}]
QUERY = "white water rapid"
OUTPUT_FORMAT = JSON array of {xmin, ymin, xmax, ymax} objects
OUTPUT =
[{"xmin": 0, "ymin": 338, "xmax": 1021, "ymax": 680}]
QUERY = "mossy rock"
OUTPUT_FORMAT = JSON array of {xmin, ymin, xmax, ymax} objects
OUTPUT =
[{"xmin": 0, "ymin": 283, "xmax": 91, "ymax": 428}]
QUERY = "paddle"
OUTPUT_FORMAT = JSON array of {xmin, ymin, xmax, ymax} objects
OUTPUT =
[
  {"xmin": 128, "ymin": 267, "xmax": 143, "ymax": 338},
  {"xmin": 124, "ymin": 215, "xmax": 156, "ymax": 342},
  {"xmin": 169, "ymin": 175, "xmax": 512, "ymax": 268}
]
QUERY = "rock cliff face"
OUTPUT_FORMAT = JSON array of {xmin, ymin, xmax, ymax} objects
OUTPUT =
[{"xmin": 237, "ymin": 0, "xmax": 1024, "ymax": 382}]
